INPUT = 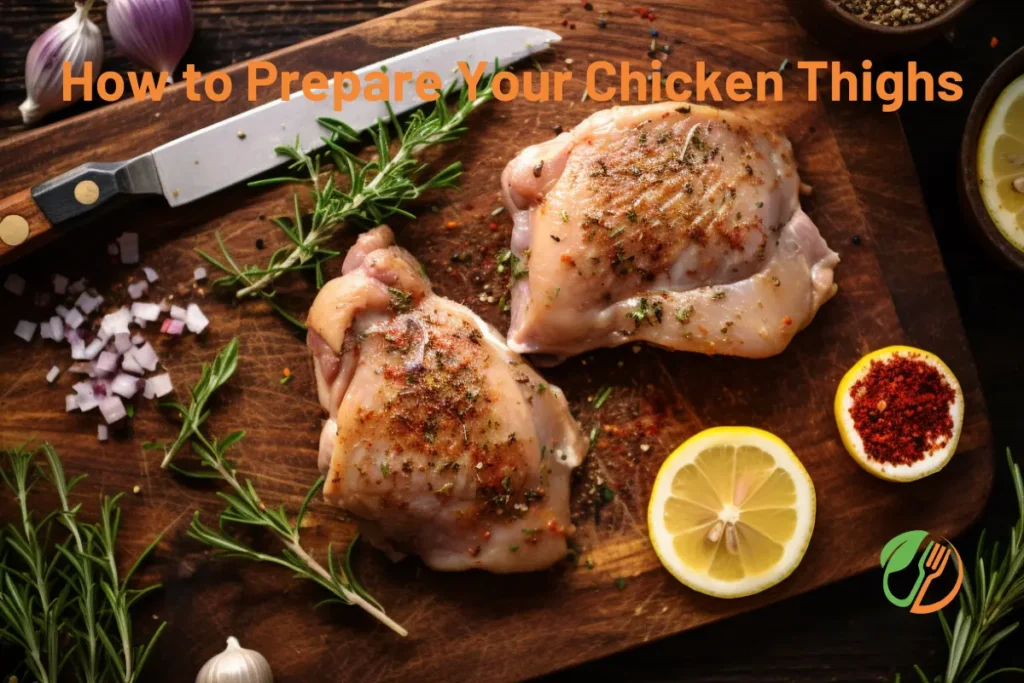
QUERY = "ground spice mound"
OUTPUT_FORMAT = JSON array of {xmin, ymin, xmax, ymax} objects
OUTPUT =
[
  {"xmin": 835, "ymin": 0, "xmax": 958, "ymax": 27},
  {"xmin": 849, "ymin": 354, "xmax": 956, "ymax": 466}
]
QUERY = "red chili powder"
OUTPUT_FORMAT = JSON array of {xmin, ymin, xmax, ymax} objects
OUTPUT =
[{"xmin": 848, "ymin": 354, "xmax": 956, "ymax": 466}]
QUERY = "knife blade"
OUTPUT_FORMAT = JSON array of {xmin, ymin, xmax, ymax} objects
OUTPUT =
[{"xmin": 0, "ymin": 25, "xmax": 561, "ymax": 266}]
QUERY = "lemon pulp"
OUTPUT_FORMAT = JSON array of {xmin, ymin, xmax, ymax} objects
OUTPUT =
[{"xmin": 978, "ymin": 74, "xmax": 1024, "ymax": 250}]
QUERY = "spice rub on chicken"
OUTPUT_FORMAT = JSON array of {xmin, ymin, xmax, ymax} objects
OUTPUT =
[
  {"xmin": 307, "ymin": 226, "xmax": 587, "ymax": 573},
  {"xmin": 501, "ymin": 102, "xmax": 840, "ymax": 359}
]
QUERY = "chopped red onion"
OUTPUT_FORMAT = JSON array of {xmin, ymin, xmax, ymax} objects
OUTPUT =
[
  {"xmin": 127, "ymin": 281, "xmax": 148, "ymax": 299},
  {"xmin": 39, "ymin": 321, "xmax": 53, "ymax": 340},
  {"xmin": 4, "ymin": 273, "xmax": 26, "ymax": 296},
  {"xmin": 117, "ymin": 232, "xmax": 139, "ymax": 264},
  {"xmin": 77, "ymin": 395, "xmax": 99, "ymax": 412},
  {"xmin": 46, "ymin": 365, "xmax": 60, "ymax": 383},
  {"xmin": 130, "ymin": 333, "xmax": 145, "ymax": 345},
  {"xmin": 169, "ymin": 305, "xmax": 186, "ymax": 320},
  {"xmin": 185, "ymin": 303, "xmax": 208, "ymax": 334},
  {"xmin": 130, "ymin": 302, "xmax": 160, "ymax": 322},
  {"xmin": 120, "ymin": 351, "xmax": 144, "ymax": 375},
  {"xmin": 111, "ymin": 373, "xmax": 140, "ymax": 398},
  {"xmin": 160, "ymin": 318, "xmax": 172, "ymax": 334},
  {"xmin": 73, "ymin": 381, "xmax": 94, "ymax": 398},
  {"xmin": 107, "ymin": 242, "xmax": 119, "ymax": 256},
  {"xmin": 55, "ymin": 304, "xmax": 69, "ymax": 317},
  {"xmin": 113, "ymin": 332, "xmax": 132, "ymax": 353},
  {"xmin": 53, "ymin": 273, "xmax": 69, "ymax": 294},
  {"xmin": 134, "ymin": 342, "xmax": 159, "ymax": 371},
  {"xmin": 95, "ymin": 351, "xmax": 119, "ymax": 374},
  {"xmin": 64, "ymin": 307, "xmax": 84, "ymax": 329},
  {"xmin": 79, "ymin": 338, "xmax": 105, "ymax": 361},
  {"xmin": 14, "ymin": 320, "xmax": 37, "ymax": 342},
  {"xmin": 92, "ymin": 380, "xmax": 108, "ymax": 398},
  {"xmin": 194, "ymin": 267, "xmax": 207, "ymax": 281},
  {"xmin": 97, "ymin": 424, "xmax": 108, "ymax": 441},
  {"xmin": 50, "ymin": 317, "xmax": 65, "ymax": 343},
  {"xmin": 165, "ymin": 319, "xmax": 185, "ymax": 335},
  {"xmin": 144, "ymin": 373, "xmax": 173, "ymax": 399},
  {"xmin": 68, "ymin": 278, "xmax": 87, "ymax": 295},
  {"xmin": 75, "ymin": 291, "xmax": 103, "ymax": 314},
  {"xmin": 70, "ymin": 337, "xmax": 86, "ymax": 358},
  {"xmin": 100, "ymin": 307, "xmax": 132, "ymax": 336},
  {"xmin": 65, "ymin": 394, "xmax": 78, "ymax": 412},
  {"xmin": 143, "ymin": 267, "xmax": 159, "ymax": 283},
  {"xmin": 99, "ymin": 395, "xmax": 126, "ymax": 423}
]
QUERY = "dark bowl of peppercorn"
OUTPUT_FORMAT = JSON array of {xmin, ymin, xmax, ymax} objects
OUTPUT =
[{"xmin": 784, "ymin": 0, "xmax": 978, "ymax": 55}]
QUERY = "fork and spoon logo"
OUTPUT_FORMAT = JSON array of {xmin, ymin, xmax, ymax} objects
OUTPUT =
[{"xmin": 880, "ymin": 530, "xmax": 963, "ymax": 614}]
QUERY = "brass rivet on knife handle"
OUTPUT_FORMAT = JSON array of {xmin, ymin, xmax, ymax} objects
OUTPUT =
[
  {"xmin": 74, "ymin": 180, "xmax": 101, "ymax": 205},
  {"xmin": 0, "ymin": 188, "xmax": 55, "ymax": 265}
]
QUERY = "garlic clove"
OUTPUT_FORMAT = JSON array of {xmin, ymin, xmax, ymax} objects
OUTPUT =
[
  {"xmin": 195, "ymin": 636, "xmax": 273, "ymax": 683},
  {"xmin": 106, "ymin": 0, "xmax": 195, "ymax": 81},
  {"xmin": 19, "ymin": 1, "xmax": 104, "ymax": 125}
]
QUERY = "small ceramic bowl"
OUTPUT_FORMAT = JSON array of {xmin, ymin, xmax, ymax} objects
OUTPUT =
[
  {"xmin": 784, "ymin": 0, "xmax": 978, "ymax": 55},
  {"xmin": 959, "ymin": 46, "xmax": 1024, "ymax": 271}
]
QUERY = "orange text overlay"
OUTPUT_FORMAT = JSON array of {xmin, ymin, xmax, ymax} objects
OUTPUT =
[{"xmin": 65, "ymin": 59, "xmax": 963, "ymax": 113}]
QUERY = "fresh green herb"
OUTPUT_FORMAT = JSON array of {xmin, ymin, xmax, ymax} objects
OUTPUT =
[
  {"xmin": 522, "ymin": 528, "xmax": 539, "ymax": 536},
  {"xmin": 0, "ymin": 445, "xmax": 164, "ymax": 683},
  {"xmin": 198, "ymin": 68, "xmax": 500, "ymax": 328},
  {"xmin": 585, "ymin": 559, "xmax": 596, "ymax": 570},
  {"xmin": 160, "ymin": 340, "xmax": 406, "ymax": 636},
  {"xmin": 509, "ymin": 545, "xmax": 520, "ymax": 553},
  {"xmin": 537, "ymin": 383, "xmax": 548, "ymax": 394},
  {"xmin": 380, "ymin": 462, "xmax": 391, "ymax": 477},
  {"xmin": 599, "ymin": 485, "xmax": 616, "ymax": 504},
  {"xmin": 496, "ymin": 249, "xmax": 528, "ymax": 279},
  {"xmin": 901, "ymin": 450, "xmax": 1024, "ymax": 683},
  {"xmin": 559, "ymin": 209, "xmax": 570, "ymax": 223},
  {"xmin": 280, "ymin": 374, "xmax": 293, "ymax": 385},
  {"xmin": 593, "ymin": 386, "xmax": 614, "ymax": 409},
  {"xmin": 388, "ymin": 287, "xmax": 414, "ymax": 313},
  {"xmin": 710, "ymin": 290, "xmax": 727, "ymax": 300},
  {"xmin": 675, "ymin": 304, "xmax": 694, "ymax": 324},
  {"xmin": 626, "ymin": 208, "xmax": 638, "ymax": 223},
  {"xmin": 614, "ymin": 577, "xmax": 627, "ymax": 591},
  {"xmin": 589, "ymin": 424, "xmax": 601, "ymax": 451},
  {"xmin": 627, "ymin": 297, "xmax": 662, "ymax": 327},
  {"xmin": 157, "ymin": 337, "xmax": 239, "ymax": 468},
  {"xmin": 755, "ymin": 200, "xmax": 764, "ymax": 209},
  {"xmin": 125, "ymin": 403, "xmax": 135, "ymax": 418}
]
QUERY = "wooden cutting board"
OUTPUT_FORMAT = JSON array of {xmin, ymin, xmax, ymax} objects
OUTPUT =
[{"xmin": 0, "ymin": 1, "xmax": 993, "ymax": 681}]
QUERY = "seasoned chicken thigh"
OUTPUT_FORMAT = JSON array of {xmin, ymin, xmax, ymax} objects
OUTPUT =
[
  {"xmin": 501, "ymin": 102, "xmax": 839, "ymax": 359},
  {"xmin": 307, "ymin": 226, "xmax": 587, "ymax": 573}
]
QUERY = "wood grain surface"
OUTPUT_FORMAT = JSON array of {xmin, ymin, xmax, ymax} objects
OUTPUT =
[{"xmin": 0, "ymin": 0, "xmax": 996, "ymax": 681}]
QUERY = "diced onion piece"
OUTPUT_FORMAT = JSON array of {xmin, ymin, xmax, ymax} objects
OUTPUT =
[
  {"xmin": 100, "ymin": 395, "xmax": 127, "ymax": 424},
  {"xmin": 101, "ymin": 307, "xmax": 132, "ymax": 337},
  {"xmin": 114, "ymin": 333, "xmax": 132, "ymax": 353},
  {"xmin": 144, "ymin": 373, "xmax": 173, "ymax": 399},
  {"xmin": 143, "ymin": 267, "xmax": 159, "ymax": 282},
  {"xmin": 50, "ymin": 316, "xmax": 65, "ymax": 342},
  {"xmin": 127, "ymin": 281, "xmax": 148, "ymax": 299},
  {"xmin": 111, "ymin": 373, "xmax": 140, "ymax": 399},
  {"xmin": 107, "ymin": 243, "xmax": 119, "ymax": 256},
  {"xmin": 77, "ymin": 395, "xmax": 99, "ymax": 412},
  {"xmin": 46, "ymin": 366, "xmax": 60, "ymax": 383},
  {"xmin": 68, "ymin": 278, "xmax": 87, "ymax": 295},
  {"xmin": 170, "ymin": 305, "xmax": 186, "ymax": 320},
  {"xmin": 194, "ymin": 267, "xmax": 207, "ymax": 281},
  {"xmin": 53, "ymin": 274, "xmax": 69, "ymax": 295},
  {"xmin": 70, "ymin": 337, "xmax": 85, "ymax": 359},
  {"xmin": 120, "ymin": 351, "xmax": 144, "ymax": 375},
  {"xmin": 4, "ymin": 274, "xmax": 26, "ymax": 296},
  {"xmin": 95, "ymin": 351, "xmax": 119, "ymax": 374},
  {"xmin": 55, "ymin": 304, "xmax": 69, "ymax": 317},
  {"xmin": 158, "ymin": 298, "xmax": 171, "ymax": 313},
  {"xmin": 73, "ymin": 381, "xmax": 94, "ymax": 399},
  {"xmin": 39, "ymin": 321, "xmax": 53, "ymax": 340},
  {"xmin": 185, "ymin": 304, "xmax": 208, "ymax": 334},
  {"xmin": 130, "ymin": 333, "xmax": 145, "ymax": 345},
  {"xmin": 65, "ymin": 395, "xmax": 78, "ymax": 412},
  {"xmin": 160, "ymin": 318, "xmax": 172, "ymax": 334},
  {"xmin": 166, "ymin": 319, "xmax": 185, "ymax": 335},
  {"xmin": 130, "ymin": 302, "xmax": 161, "ymax": 322},
  {"xmin": 14, "ymin": 320, "xmax": 37, "ymax": 342},
  {"xmin": 117, "ymin": 232, "xmax": 140, "ymax": 264},
  {"xmin": 78, "ymin": 338, "xmax": 105, "ymax": 361},
  {"xmin": 64, "ymin": 307, "xmax": 85, "ymax": 330},
  {"xmin": 97, "ymin": 425, "xmax": 109, "ymax": 441},
  {"xmin": 75, "ymin": 291, "xmax": 103, "ymax": 314},
  {"xmin": 134, "ymin": 342, "xmax": 159, "ymax": 371}
]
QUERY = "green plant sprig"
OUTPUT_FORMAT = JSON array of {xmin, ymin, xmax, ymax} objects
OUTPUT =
[
  {"xmin": 197, "ymin": 67, "xmax": 499, "ymax": 327},
  {"xmin": 161, "ymin": 339, "xmax": 406, "ymax": 636},
  {"xmin": 901, "ymin": 450, "xmax": 1024, "ymax": 683}
]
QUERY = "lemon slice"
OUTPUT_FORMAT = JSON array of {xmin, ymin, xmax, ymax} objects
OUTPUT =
[
  {"xmin": 647, "ymin": 427, "xmax": 816, "ymax": 599},
  {"xmin": 835, "ymin": 346, "xmax": 964, "ymax": 483},
  {"xmin": 978, "ymin": 73, "xmax": 1024, "ymax": 251}
]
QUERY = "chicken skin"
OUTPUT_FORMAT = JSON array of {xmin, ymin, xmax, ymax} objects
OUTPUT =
[
  {"xmin": 501, "ymin": 102, "xmax": 839, "ymax": 359},
  {"xmin": 307, "ymin": 226, "xmax": 587, "ymax": 573}
]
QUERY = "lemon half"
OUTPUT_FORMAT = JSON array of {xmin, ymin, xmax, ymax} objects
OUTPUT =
[
  {"xmin": 978, "ymin": 73, "xmax": 1024, "ymax": 251},
  {"xmin": 647, "ymin": 427, "xmax": 816, "ymax": 599},
  {"xmin": 834, "ymin": 346, "xmax": 964, "ymax": 483}
]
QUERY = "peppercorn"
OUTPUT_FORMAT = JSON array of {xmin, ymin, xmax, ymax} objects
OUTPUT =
[
  {"xmin": 255, "ymin": 238, "xmax": 265, "ymax": 250},
  {"xmin": 597, "ymin": 19, "xmax": 607, "ymax": 28},
  {"xmin": 851, "ymin": 235, "xmax": 862, "ymax": 245}
]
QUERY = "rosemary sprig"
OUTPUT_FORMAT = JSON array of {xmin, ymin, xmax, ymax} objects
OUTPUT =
[
  {"xmin": 198, "ymin": 67, "xmax": 499, "ymax": 326},
  {"xmin": 0, "ymin": 446, "xmax": 164, "ymax": 683},
  {"xmin": 162, "ymin": 340, "xmax": 407, "ymax": 636},
  {"xmin": 901, "ymin": 450, "xmax": 1024, "ymax": 683}
]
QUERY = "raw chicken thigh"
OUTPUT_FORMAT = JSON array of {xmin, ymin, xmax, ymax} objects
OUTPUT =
[
  {"xmin": 307, "ymin": 226, "xmax": 587, "ymax": 573},
  {"xmin": 501, "ymin": 102, "xmax": 839, "ymax": 359}
]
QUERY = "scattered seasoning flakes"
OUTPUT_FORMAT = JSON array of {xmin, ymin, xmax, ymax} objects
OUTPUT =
[
  {"xmin": 559, "ymin": 209, "xmax": 570, "ymax": 223},
  {"xmin": 599, "ymin": 485, "xmax": 616, "ymax": 503},
  {"xmin": 445, "ymin": 220, "xmax": 458, "ymax": 229},
  {"xmin": 585, "ymin": 559, "xmax": 596, "ymax": 569},
  {"xmin": 388, "ymin": 287, "xmax": 414, "ymax": 313},
  {"xmin": 597, "ymin": 18, "xmax": 607, "ymax": 28},
  {"xmin": 380, "ymin": 462, "xmax": 391, "ymax": 477},
  {"xmin": 675, "ymin": 305, "xmax": 694, "ymax": 323},
  {"xmin": 589, "ymin": 423, "xmax": 600, "ymax": 450},
  {"xmin": 593, "ymin": 385, "xmax": 613, "ymax": 409},
  {"xmin": 710, "ymin": 289, "xmax": 727, "ymax": 300},
  {"xmin": 538, "ymin": 382, "xmax": 548, "ymax": 394},
  {"xmin": 614, "ymin": 577, "xmax": 627, "ymax": 591},
  {"xmin": 533, "ymin": 160, "xmax": 545, "ymax": 178},
  {"xmin": 836, "ymin": 0, "xmax": 956, "ymax": 27}
]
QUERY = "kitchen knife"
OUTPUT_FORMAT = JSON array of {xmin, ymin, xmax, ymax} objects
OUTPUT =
[{"xmin": 0, "ymin": 26, "xmax": 561, "ymax": 266}]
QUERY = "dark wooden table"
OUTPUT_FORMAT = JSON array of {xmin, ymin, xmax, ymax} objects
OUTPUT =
[{"xmin": 1, "ymin": 1, "xmax": 1022, "ymax": 680}]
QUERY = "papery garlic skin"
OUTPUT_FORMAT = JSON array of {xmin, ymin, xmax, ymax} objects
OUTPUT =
[
  {"xmin": 195, "ymin": 637, "xmax": 273, "ymax": 683},
  {"xmin": 107, "ymin": 0, "xmax": 194, "ymax": 80},
  {"xmin": 19, "ymin": 1, "xmax": 104, "ymax": 125}
]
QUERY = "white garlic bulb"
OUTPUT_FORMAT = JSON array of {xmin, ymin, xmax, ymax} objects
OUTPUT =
[
  {"xmin": 195, "ymin": 637, "xmax": 273, "ymax": 683},
  {"xmin": 19, "ymin": 1, "xmax": 104, "ymax": 125}
]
